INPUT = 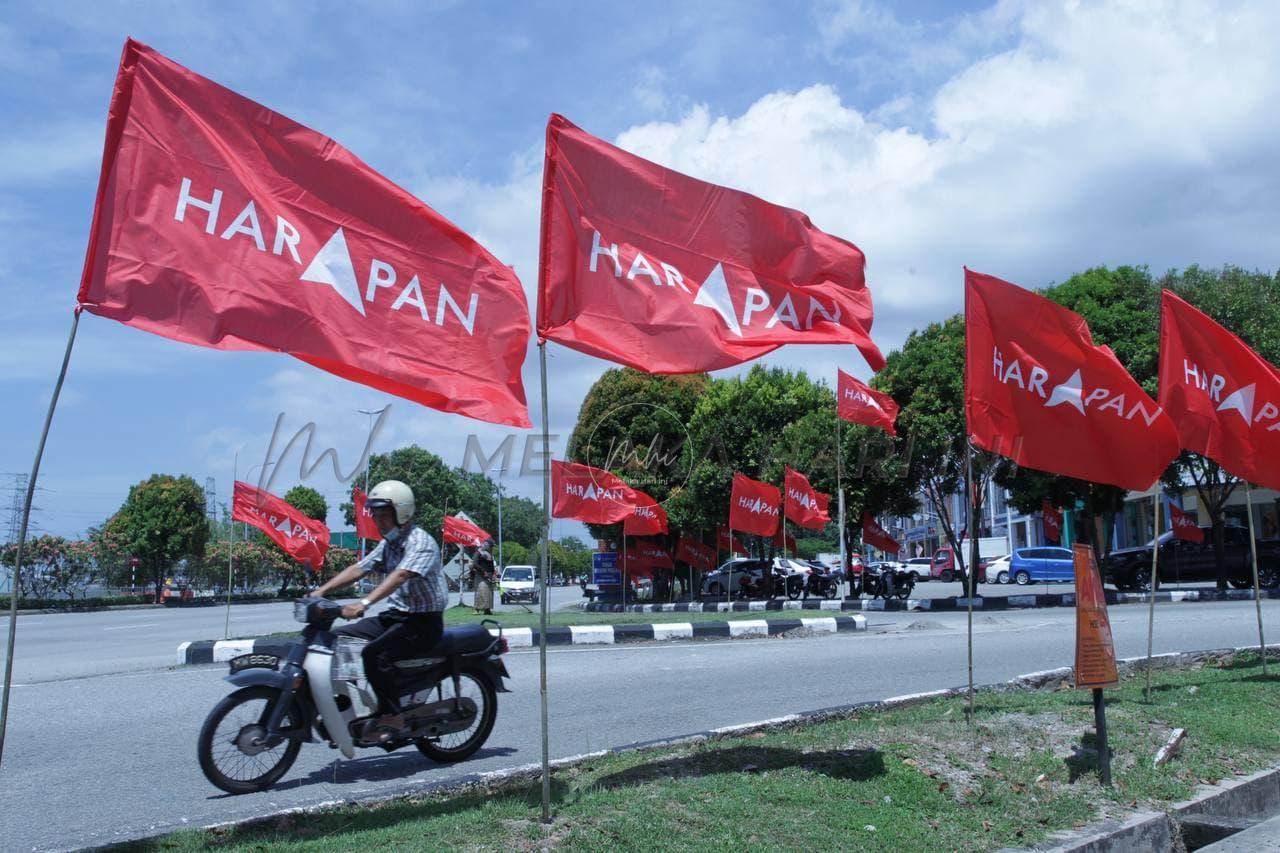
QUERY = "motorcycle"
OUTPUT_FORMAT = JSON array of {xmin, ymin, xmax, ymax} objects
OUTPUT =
[
  {"xmin": 197, "ymin": 597, "xmax": 510, "ymax": 794},
  {"xmin": 802, "ymin": 564, "xmax": 843, "ymax": 600},
  {"xmin": 864, "ymin": 563, "xmax": 915, "ymax": 600}
]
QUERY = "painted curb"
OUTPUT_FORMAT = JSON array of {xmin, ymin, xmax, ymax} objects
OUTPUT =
[
  {"xmin": 178, "ymin": 615, "xmax": 868, "ymax": 664},
  {"xmin": 582, "ymin": 586, "xmax": 1280, "ymax": 614}
]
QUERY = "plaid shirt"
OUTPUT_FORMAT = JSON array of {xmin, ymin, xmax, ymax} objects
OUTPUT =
[{"xmin": 355, "ymin": 525, "xmax": 448, "ymax": 613}]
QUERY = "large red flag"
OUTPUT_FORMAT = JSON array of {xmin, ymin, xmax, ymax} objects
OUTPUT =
[
  {"xmin": 862, "ymin": 513, "xmax": 900, "ymax": 555},
  {"xmin": 352, "ymin": 488, "xmax": 381, "ymax": 541},
  {"xmin": 623, "ymin": 490, "xmax": 669, "ymax": 536},
  {"xmin": 716, "ymin": 525, "xmax": 749, "ymax": 556},
  {"xmin": 443, "ymin": 515, "xmax": 493, "ymax": 548},
  {"xmin": 1168, "ymin": 502, "xmax": 1205, "ymax": 543},
  {"xmin": 550, "ymin": 460, "xmax": 639, "ymax": 524},
  {"xmin": 965, "ymin": 269, "xmax": 1179, "ymax": 491},
  {"xmin": 676, "ymin": 537, "xmax": 716, "ymax": 571},
  {"xmin": 233, "ymin": 481, "xmax": 329, "ymax": 571},
  {"xmin": 536, "ymin": 114, "xmax": 884, "ymax": 374},
  {"xmin": 78, "ymin": 40, "xmax": 531, "ymax": 427},
  {"xmin": 729, "ymin": 473, "xmax": 781, "ymax": 537},
  {"xmin": 784, "ymin": 466, "xmax": 831, "ymax": 529},
  {"xmin": 837, "ymin": 369, "xmax": 898, "ymax": 436},
  {"xmin": 1159, "ymin": 290, "xmax": 1280, "ymax": 491},
  {"xmin": 1042, "ymin": 499, "xmax": 1063, "ymax": 545}
]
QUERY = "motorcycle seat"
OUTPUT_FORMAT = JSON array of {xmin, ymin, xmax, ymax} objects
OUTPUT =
[{"xmin": 392, "ymin": 625, "xmax": 497, "ymax": 671}]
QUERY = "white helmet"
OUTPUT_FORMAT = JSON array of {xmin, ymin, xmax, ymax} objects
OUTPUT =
[{"xmin": 367, "ymin": 480, "xmax": 415, "ymax": 525}]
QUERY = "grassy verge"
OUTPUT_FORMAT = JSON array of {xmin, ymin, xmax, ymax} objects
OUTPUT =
[{"xmin": 133, "ymin": 652, "xmax": 1279, "ymax": 852}]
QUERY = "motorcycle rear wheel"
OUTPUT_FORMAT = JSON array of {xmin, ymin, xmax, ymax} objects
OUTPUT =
[
  {"xmin": 415, "ymin": 669, "xmax": 498, "ymax": 763},
  {"xmin": 823, "ymin": 581, "xmax": 840, "ymax": 600},
  {"xmin": 198, "ymin": 686, "xmax": 303, "ymax": 795}
]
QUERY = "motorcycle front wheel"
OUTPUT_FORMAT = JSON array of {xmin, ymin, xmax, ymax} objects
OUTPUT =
[
  {"xmin": 415, "ymin": 668, "xmax": 498, "ymax": 763},
  {"xmin": 823, "ymin": 581, "xmax": 840, "ymax": 600},
  {"xmin": 198, "ymin": 685, "xmax": 303, "ymax": 795}
]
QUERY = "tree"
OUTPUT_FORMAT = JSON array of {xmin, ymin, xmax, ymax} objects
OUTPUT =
[
  {"xmin": 0, "ymin": 535, "xmax": 98, "ymax": 600},
  {"xmin": 557, "ymin": 536, "xmax": 589, "ymax": 552},
  {"xmin": 500, "ymin": 541, "xmax": 530, "ymax": 567},
  {"xmin": 107, "ymin": 474, "xmax": 209, "ymax": 600},
  {"xmin": 876, "ymin": 315, "xmax": 1000, "ymax": 575},
  {"xmin": 195, "ymin": 539, "xmax": 288, "ymax": 593},
  {"xmin": 283, "ymin": 486, "xmax": 327, "ymax": 522}
]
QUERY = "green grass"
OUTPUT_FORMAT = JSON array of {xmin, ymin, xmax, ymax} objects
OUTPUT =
[{"xmin": 135, "ymin": 652, "xmax": 1280, "ymax": 852}]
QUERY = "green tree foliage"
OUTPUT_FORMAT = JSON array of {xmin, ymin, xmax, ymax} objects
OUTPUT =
[
  {"xmin": 107, "ymin": 474, "xmax": 209, "ymax": 599},
  {"xmin": 339, "ymin": 446, "xmax": 541, "ymax": 550},
  {"xmin": 499, "ymin": 541, "xmax": 529, "ymax": 567},
  {"xmin": 283, "ymin": 486, "xmax": 327, "ymax": 521},
  {"xmin": 195, "ymin": 539, "xmax": 290, "ymax": 592}
]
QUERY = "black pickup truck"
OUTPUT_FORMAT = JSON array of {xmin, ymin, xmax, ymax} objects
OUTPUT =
[{"xmin": 1103, "ymin": 525, "xmax": 1280, "ymax": 591}]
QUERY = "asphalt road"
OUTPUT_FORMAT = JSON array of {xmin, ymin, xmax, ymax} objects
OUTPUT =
[
  {"xmin": 1, "ymin": 598, "xmax": 1276, "ymax": 850},
  {"xmin": 0, "ymin": 585, "xmax": 585, "ymax": 684}
]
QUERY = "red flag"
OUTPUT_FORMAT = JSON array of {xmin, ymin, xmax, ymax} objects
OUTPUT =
[
  {"xmin": 716, "ymin": 525, "xmax": 749, "ymax": 556},
  {"xmin": 773, "ymin": 527, "xmax": 798, "ymax": 552},
  {"xmin": 536, "ymin": 114, "xmax": 884, "ymax": 374},
  {"xmin": 550, "ymin": 460, "xmax": 639, "ymax": 524},
  {"xmin": 625, "ymin": 540, "xmax": 675, "ymax": 569},
  {"xmin": 1159, "ymin": 290, "xmax": 1280, "ymax": 491},
  {"xmin": 1042, "ymin": 499, "xmax": 1063, "ymax": 545},
  {"xmin": 965, "ymin": 269, "xmax": 1179, "ymax": 491},
  {"xmin": 623, "ymin": 490, "xmax": 669, "ymax": 536},
  {"xmin": 837, "ymin": 369, "xmax": 898, "ymax": 436},
  {"xmin": 78, "ymin": 40, "xmax": 531, "ymax": 427},
  {"xmin": 729, "ymin": 473, "xmax": 781, "ymax": 537},
  {"xmin": 352, "ymin": 488, "xmax": 381, "ymax": 541},
  {"xmin": 862, "ymin": 513, "xmax": 900, "ymax": 555},
  {"xmin": 1168, "ymin": 502, "xmax": 1205, "ymax": 543},
  {"xmin": 443, "ymin": 515, "xmax": 493, "ymax": 548},
  {"xmin": 233, "ymin": 481, "xmax": 329, "ymax": 571},
  {"xmin": 676, "ymin": 537, "xmax": 716, "ymax": 571},
  {"xmin": 783, "ymin": 466, "xmax": 831, "ymax": 529}
]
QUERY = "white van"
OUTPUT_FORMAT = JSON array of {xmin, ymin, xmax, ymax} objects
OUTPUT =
[{"xmin": 499, "ymin": 565, "xmax": 539, "ymax": 605}]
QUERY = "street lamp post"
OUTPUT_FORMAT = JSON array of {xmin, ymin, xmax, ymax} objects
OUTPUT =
[{"xmin": 357, "ymin": 406, "xmax": 389, "ymax": 560}]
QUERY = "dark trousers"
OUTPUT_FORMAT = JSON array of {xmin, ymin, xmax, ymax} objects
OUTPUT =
[{"xmin": 335, "ymin": 610, "xmax": 444, "ymax": 714}]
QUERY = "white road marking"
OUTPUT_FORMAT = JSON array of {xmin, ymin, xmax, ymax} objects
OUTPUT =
[{"xmin": 103, "ymin": 623, "xmax": 161, "ymax": 631}]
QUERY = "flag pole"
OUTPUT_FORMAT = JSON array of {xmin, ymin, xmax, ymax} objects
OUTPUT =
[
  {"xmin": 225, "ymin": 453, "xmax": 236, "ymax": 639},
  {"xmin": 726, "ymin": 526, "xmax": 733, "ymax": 607},
  {"xmin": 964, "ymin": 442, "xmax": 975, "ymax": 723},
  {"xmin": 0, "ymin": 308, "xmax": 81, "ymax": 768},
  {"xmin": 622, "ymin": 533, "xmax": 628, "ymax": 610},
  {"xmin": 536, "ymin": 342, "xmax": 552, "ymax": 823},
  {"xmin": 1145, "ymin": 490, "xmax": 1162, "ymax": 701},
  {"xmin": 1245, "ymin": 481, "xmax": 1268, "ymax": 676},
  {"xmin": 837, "ymin": 416, "xmax": 847, "ymax": 598}
]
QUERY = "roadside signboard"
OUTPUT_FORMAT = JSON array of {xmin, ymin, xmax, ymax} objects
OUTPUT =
[
  {"xmin": 1073, "ymin": 543, "xmax": 1119, "ymax": 688},
  {"xmin": 592, "ymin": 551, "xmax": 620, "ymax": 585}
]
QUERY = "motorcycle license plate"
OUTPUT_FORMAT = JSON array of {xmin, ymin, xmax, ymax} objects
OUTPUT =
[{"xmin": 228, "ymin": 653, "xmax": 280, "ymax": 674}]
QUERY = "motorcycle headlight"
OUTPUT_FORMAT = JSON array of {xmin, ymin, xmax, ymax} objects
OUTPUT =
[{"xmin": 293, "ymin": 599, "xmax": 312, "ymax": 623}]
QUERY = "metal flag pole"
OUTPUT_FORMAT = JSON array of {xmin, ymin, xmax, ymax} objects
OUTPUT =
[
  {"xmin": 1245, "ymin": 482, "xmax": 1268, "ymax": 676},
  {"xmin": 965, "ymin": 443, "xmax": 975, "ymax": 722},
  {"xmin": 0, "ymin": 308, "xmax": 81, "ymax": 768},
  {"xmin": 837, "ymin": 416, "xmax": 847, "ymax": 598},
  {"xmin": 536, "ymin": 342, "xmax": 552, "ymax": 823},
  {"xmin": 1145, "ymin": 490, "xmax": 1163, "ymax": 701},
  {"xmin": 225, "ymin": 453, "xmax": 237, "ymax": 639},
  {"xmin": 727, "ymin": 527, "xmax": 734, "ymax": 607},
  {"xmin": 622, "ymin": 533, "xmax": 628, "ymax": 610}
]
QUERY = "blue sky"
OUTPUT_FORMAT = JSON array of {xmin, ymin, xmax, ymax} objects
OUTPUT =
[{"xmin": 3, "ymin": 0, "xmax": 1279, "ymax": 543}]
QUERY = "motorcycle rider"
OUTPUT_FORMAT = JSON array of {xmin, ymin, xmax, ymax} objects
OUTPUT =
[{"xmin": 312, "ymin": 479, "xmax": 447, "ymax": 739}]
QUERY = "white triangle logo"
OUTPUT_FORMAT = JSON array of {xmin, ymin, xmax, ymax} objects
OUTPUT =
[
  {"xmin": 1217, "ymin": 383, "xmax": 1256, "ymax": 424},
  {"xmin": 692, "ymin": 263, "xmax": 742, "ymax": 337},
  {"xmin": 300, "ymin": 228, "xmax": 366, "ymax": 316},
  {"xmin": 583, "ymin": 483, "xmax": 598, "ymax": 501},
  {"xmin": 275, "ymin": 517, "xmax": 294, "ymax": 538},
  {"xmin": 1045, "ymin": 369, "xmax": 1086, "ymax": 415}
]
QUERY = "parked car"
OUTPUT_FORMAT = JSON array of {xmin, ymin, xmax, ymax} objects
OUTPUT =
[
  {"xmin": 983, "ymin": 554, "xmax": 1013, "ymax": 584},
  {"xmin": 499, "ymin": 564, "xmax": 539, "ymax": 605},
  {"xmin": 1009, "ymin": 547, "xmax": 1075, "ymax": 585},
  {"xmin": 701, "ymin": 559, "xmax": 768, "ymax": 597},
  {"xmin": 903, "ymin": 557, "xmax": 933, "ymax": 581},
  {"xmin": 1103, "ymin": 526, "xmax": 1280, "ymax": 591}
]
